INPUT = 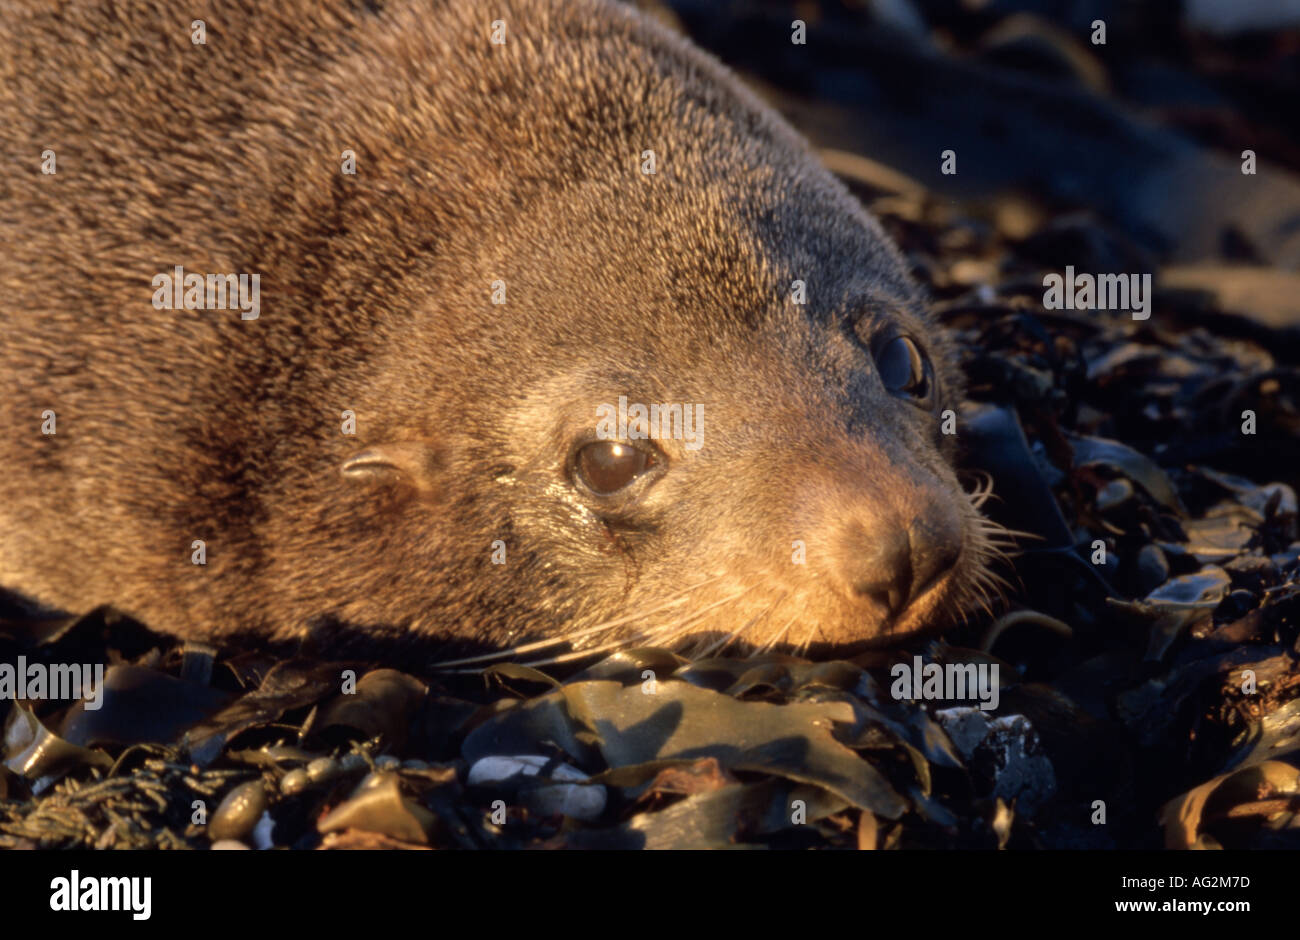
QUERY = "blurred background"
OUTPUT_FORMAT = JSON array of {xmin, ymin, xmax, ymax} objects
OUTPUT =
[{"xmin": 634, "ymin": 0, "xmax": 1300, "ymax": 325}]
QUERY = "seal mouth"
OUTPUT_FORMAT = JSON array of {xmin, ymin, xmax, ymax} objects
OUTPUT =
[
  {"xmin": 841, "ymin": 481, "xmax": 1022, "ymax": 649},
  {"xmin": 806, "ymin": 555, "xmax": 963, "ymax": 653},
  {"xmin": 878, "ymin": 562, "xmax": 962, "ymax": 641}
]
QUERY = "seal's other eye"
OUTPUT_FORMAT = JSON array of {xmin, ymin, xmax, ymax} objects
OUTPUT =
[
  {"xmin": 875, "ymin": 335, "xmax": 931, "ymax": 402},
  {"xmin": 575, "ymin": 441, "xmax": 656, "ymax": 494}
]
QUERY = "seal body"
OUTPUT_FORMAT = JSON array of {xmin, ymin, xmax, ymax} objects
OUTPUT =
[{"xmin": 0, "ymin": 0, "xmax": 997, "ymax": 657}]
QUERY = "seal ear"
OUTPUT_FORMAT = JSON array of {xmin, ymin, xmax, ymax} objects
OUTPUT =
[{"xmin": 340, "ymin": 442, "xmax": 442, "ymax": 496}]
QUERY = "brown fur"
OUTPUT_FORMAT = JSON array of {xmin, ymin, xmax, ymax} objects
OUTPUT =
[{"xmin": 0, "ymin": 0, "xmax": 996, "ymax": 660}]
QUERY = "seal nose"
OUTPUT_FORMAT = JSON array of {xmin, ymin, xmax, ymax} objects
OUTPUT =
[
  {"xmin": 849, "ymin": 526, "xmax": 914, "ymax": 616},
  {"xmin": 839, "ymin": 515, "xmax": 961, "ymax": 618}
]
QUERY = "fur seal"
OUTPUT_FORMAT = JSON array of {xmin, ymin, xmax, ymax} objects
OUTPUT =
[{"xmin": 0, "ymin": 0, "xmax": 1006, "ymax": 661}]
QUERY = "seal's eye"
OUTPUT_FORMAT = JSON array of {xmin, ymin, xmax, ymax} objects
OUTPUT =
[
  {"xmin": 575, "ymin": 441, "xmax": 655, "ymax": 494},
  {"xmin": 875, "ymin": 335, "xmax": 931, "ymax": 401}
]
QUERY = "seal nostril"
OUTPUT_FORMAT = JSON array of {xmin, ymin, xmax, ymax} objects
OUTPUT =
[
  {"xmin": 909, "ymin": 539, "xmax": 961, "ymax": 602},
  {"xmin": 842, "ymin": 524, "xmax": 914, "ymax": 617},
  {"xmin": 867, "ymin": 590, "xmax": 892, "ymax": 612},
  {"xmin": 860, "ymin": 583, "xmax": 909, "ymax": 618},
  {"xmin": 879, "ymin": 587, "xmax": 908, "ymax": 617},
  {"xmin": 841, "ymin": 509, "xmax": 963, "ymax": 618}
]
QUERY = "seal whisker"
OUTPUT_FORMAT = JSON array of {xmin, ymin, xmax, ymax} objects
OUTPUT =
[
  {"xmin": 635, "ymin": 587, "xmax": 755, "ymax": 655},
  {"xmin": 797, "ymin": 613, "xmax": 825, "ymax": 657},
  {"xmin": 428, "ymin": 573, "xmax": 729, "ymax": 667},
  {"xmin": 754, "ymin": 612, "xmax": 799, "ymax": 657},
  {"xmin": 514, "ymin": 588, "xmax": 750, "ymax": 668},
  {"xmin": 964, "ymin": 471, "xmax": 997, "ymax": 508},
  {"xmin": 694, "ymin": 591, "xmax": 788, "ymax": 657},
  {"xmin": 694, "ymin": 629, "xmax": 741, "ymax": 659},
  {"xmin": 747, "ymin": 593, "xmax": 794, "ymax": 657}
]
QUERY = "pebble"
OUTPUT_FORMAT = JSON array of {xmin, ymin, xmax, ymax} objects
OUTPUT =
[{"xmin": 209, "ymin": 780, "xmax": 267, "ymax": 842}]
